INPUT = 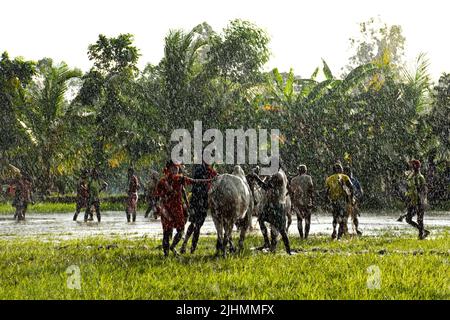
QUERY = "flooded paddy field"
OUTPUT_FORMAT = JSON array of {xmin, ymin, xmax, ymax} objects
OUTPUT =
[
  {"xmin": 0, "ymin": 210, "xmax": 448, "ymax": 300},
  {"xmin": 0, "ymin": 210, "xmax": 448, "ymax": 241}
]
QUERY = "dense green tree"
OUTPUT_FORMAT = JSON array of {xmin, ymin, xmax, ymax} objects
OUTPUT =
[
  {"xmin": 0, "ymin": 19, "xmax": 447, "ymax": 206},
  {"xmin": 18, "ymin": 58, "xmax": 82, "ymax": 194},
  {"xmin": 428, "ymin": 73, "xmax": 450, "ymax": 159},
  {"xmin": 77, "ymin": 34, "xmax": 141, "ymax": 170},
  {"xmin": 0, "ymin": 52, "xmax": 35, "ymax": 164}
]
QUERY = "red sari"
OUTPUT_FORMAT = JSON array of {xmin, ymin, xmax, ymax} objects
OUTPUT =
[{"xmin": 154, "ymin": 174, "xmax": 193, "ymax": 231}]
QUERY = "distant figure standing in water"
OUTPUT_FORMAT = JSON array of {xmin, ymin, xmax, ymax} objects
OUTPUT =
[
  {"xmin": 13, "ymin": 172, "xmax": 34, "ymax": 221},
  {"xmin": 402, "ymin": 160, "xmax": 430, "ymax": 240},
  {"xmin": 343, "ymin": 166, "xmax": 363, "ymax": 236},
  {"xmin": 289, "ymin": 164, "xmax": 315, "ymax": 240},
  {"xmin": 144, "ymin": 169, "xmax": 160, "ymax": 218},
  {"xmin": 126, "ymin": 167, "xmax": 140, "ymax": 222},
  {"xmin": 73, "ymin": 169, "xmax": 89, "ymax": 221},
  {"xmin": 84, "ymin": 168, "xmax": 108, "ymax": 223},
  {"xmin": 325, "ymin": 163, "xmax": 354, "ymax": 239}
]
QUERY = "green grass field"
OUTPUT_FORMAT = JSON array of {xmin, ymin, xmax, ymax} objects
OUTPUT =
[{"xmin": 0, "ymin": 232, "xmax": 448, "ymax": 300}]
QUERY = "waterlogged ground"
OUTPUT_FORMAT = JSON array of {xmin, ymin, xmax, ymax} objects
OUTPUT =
[
  {"xmin": 0, "ymin": 211, "xmax": 448, "ymax": 299},
  {"xmin": 0, "ymin": 210, "xmax": 448, "ymax": 240}
]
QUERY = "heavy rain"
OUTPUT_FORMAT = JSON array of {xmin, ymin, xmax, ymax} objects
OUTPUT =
[{"xmin": 0, "ymin": 0, "xmax": 448, "ymax": 301}]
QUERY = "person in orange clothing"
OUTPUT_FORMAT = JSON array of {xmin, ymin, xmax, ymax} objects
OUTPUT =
[{"xmin": 154, "ymin": 160, "xmax": 211, "ymax": 256}]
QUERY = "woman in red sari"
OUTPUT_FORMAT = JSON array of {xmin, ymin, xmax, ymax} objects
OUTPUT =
[{"xmin": 154, "ymin": 160, "xmax": 210, "ymax": 256}]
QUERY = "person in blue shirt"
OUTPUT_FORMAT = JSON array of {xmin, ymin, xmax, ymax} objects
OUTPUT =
[{"xmin": 344, "ymin": 166, "xmax": 363, "ymax": 236}]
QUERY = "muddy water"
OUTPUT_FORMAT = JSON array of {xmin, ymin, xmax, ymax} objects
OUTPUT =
[{"xmin": 0, "ymin": 211, "xmax": 448, "ymax": 240}]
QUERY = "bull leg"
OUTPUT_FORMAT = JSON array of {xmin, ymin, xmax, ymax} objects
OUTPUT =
[
  {"xmin": 258, "ymin": 219, "xmax": 271, "ymax": 250},
  {"xmin": 212, "ymin": 216, "xmax": 225, "ymax": 257},
  {"xmin": 181, "ymin": 223, "xmax": 194, "ymax": 254},
  {"xmin": 237, "ymin": 214, "xmax": 250, "ymax": 253},
  {"xmin": 225, "ymin": 222, "xmax": 235, "ymax": 254},
  {"xmin": 238, "ymin": 224, "xmax": 247, "ymax": 253}
]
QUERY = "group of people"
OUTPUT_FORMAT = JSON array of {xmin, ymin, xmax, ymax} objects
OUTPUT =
[
  {"xmin": 6, "ymin": 156, "xmax": 430, "ymax": 256},
  {"xmin": 72, "ymin": 160, "xmax": 218, "ymax": 256},
  {"xmin": 241, "ymin": 158, "xmax": 429, "ymax": 256},
  {"xmin": 72, "ymin": 168, "xmax": 108, "ymax": 222},
  {"xmin": 125, "ymin": 157, "xmax": 430, "ymax": 256}
]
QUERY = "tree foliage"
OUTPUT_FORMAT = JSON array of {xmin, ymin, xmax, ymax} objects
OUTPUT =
[{"xmin": 1, "ymin": 19, "xmax": 448, "ymax": 207}]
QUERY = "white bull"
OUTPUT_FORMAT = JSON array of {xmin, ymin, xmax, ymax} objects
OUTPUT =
[{"xmin": 208, "ymin": 165, "xmax": 253, "ymax": 256}]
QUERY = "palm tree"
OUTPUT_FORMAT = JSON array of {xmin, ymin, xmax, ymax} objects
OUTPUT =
[{"xmin": 18, "ymin": 58, "xmax": 81, "ymax": 194}]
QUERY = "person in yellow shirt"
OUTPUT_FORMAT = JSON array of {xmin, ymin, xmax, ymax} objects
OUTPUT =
[{"xmin": 325, "ymin": 163, "xmax": 353, "ymax": 239}]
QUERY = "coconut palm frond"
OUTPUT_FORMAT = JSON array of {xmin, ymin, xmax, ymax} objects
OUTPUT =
[{"xmin": 401, "ymin": 53, "xmax": 432, "ymax": 113}]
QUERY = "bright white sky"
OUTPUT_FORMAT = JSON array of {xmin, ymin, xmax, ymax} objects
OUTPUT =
[{"xmin": 1, "ymin": 0, "xmax": 449, "ymax": 80}]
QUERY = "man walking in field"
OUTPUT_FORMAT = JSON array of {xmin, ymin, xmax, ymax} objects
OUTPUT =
[
  {"xmin": 289, "ymin": 164, "xmax": 314, "ymax": 239},
  {"xmin": 251, "ymin": 163, "xmax": 292, "ymax": 255},
  {"xmin": 325, "ymin": 163, "xmax": 354, "ymax": 240},
  {"xmin": 126, "ymin": 167, "xmax": 140, "ymax": 222},
  {"xmin": 403, "ymin": 159, "xmax": 430, "ymax": 240},
  {"xmin": 180, "ymin": 161, "xmax": 217, "ymax": 254},
  {"xmin": 84, "ymin": 168, "xmax": 108, "ymax": 223},
  {"xmin": 343, "ymin": 166, "xmax": 363, "ymax": 236},
  {"xmin": 144, "ymin": 169, "xmax": 160, "ymax": 218},
  {"xmin": 73, "ymin": 169, "xmax": 89, "ymax": 221}
]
